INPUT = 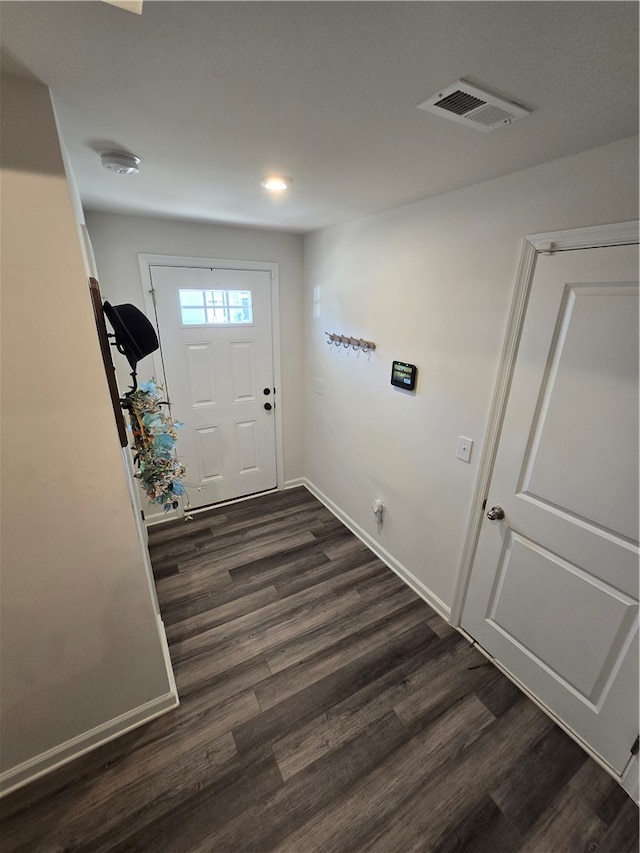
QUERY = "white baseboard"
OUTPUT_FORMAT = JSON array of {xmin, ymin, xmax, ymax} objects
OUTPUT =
[
  {"xmin": 622, "ymin": 754, "xmax": 639, "ymax": 804},
  {"xmin": 0, "ymin": 690, "xmax": 179, "ymax": 798},
  {"xmin": 301, "ymin": 479, "xmax": 451, "ymax": 623},
  {"xmin": 283, "ymin": 477, "xmax": 306, "ymax": 490}
]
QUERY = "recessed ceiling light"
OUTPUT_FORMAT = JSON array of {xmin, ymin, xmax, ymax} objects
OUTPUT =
[
  {"xmin": 101, "ymin": 150, "xmax": 141, "ymax": 175},
  {"xmin": 260, "ymin": 175, "xmax": 292, "ymax": 192}
]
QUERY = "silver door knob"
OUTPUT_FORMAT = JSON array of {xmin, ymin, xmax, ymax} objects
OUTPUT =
[{"xmin": 486, "ymin": 506, "xmax": 505, "ymax": 521}]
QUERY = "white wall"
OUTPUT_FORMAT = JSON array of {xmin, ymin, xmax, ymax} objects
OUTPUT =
[
  {"xmin": 85, "ymin": 211, "xmax": 305, "ymax": 485},
  {"xmin": 304, "ymin": 136, "xmax": 639, "ymax": 616},
  {"xmin": 0, "ymin": 74, "xmax": 176, "ymax": 792}
]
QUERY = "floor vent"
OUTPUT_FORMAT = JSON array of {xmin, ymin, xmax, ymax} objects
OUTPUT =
[{"xmin": 417, "ymin": 79, "xmax": 531, "ymax": 132}]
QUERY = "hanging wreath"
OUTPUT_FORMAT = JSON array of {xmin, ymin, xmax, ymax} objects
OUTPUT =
[{"xmin": 124, "ymin": 380, "xmax": 189, "ymax": 513}]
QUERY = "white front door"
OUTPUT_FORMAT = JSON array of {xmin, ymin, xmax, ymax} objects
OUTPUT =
[
  {"xmin": 149, "ymin": 265, "xmax": 277, "ymax": 510},
  {"xmin": 462, "ymin": 243, "xmax": 639, "ymax": 774}
]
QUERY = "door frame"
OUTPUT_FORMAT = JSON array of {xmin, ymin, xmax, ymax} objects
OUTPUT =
[
  {"xmin": 137, "ymin": 253, "xmax": 284, "ymax": 512},
  {"xmin": 449, "ymin": 220, "xmax": 639, "ymax": 792}
]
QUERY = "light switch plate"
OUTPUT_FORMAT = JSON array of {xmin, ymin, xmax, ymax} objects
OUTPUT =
[{"xmin": 456, "ymin": 436, "xmax": 473, "ymax": 463}]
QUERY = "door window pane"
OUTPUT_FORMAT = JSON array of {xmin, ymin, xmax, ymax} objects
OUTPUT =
[
  {"xmin": 179, "ymin": 290, "xmax": 205, "ymax": 307},
  {"xmin": 181, "ymin": 307, "xmax": 206, "ymax": 325},
  {"xmin": 178, "ymin": 289, "xmax": 253, "ymax": 325}
]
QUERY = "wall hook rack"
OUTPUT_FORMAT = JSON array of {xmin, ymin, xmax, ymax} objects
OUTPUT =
[{"xmin": 325, "ymin": 332, "xmax": 376, "ymax": 353}]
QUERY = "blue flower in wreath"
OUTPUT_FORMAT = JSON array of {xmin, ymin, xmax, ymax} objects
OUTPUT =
[
  {"xmin": 142, "ymin": 412, "xmax": 163, "ymax": 430},
  {"xmin": 152, "ymin": 433, "xmax": 175, "ymax": 455},
  {"xmin": 139, "ymin": 380, "xmax": 157, "ymax": 395},
  {"xmin": 171, "ymin": 480, "xmax": 186, "ymax": 496}
]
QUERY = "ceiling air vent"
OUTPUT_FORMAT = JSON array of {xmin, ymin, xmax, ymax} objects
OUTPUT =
[{"xmin": 417, "ymin": 79, "xmax": 531, "ymax": 132}]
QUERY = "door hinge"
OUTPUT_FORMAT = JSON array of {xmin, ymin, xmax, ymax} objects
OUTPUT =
[
  {"xmin": 631, "ymin": 736, "xmax": 639, "ymax": 755},
  {"xmin": 140, "ymin": 509, "xmax": 145, "ymax": 521}
]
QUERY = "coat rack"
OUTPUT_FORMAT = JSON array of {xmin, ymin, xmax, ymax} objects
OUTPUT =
[
  {"xmin": 325, "ymin": 332, "xmax": 376, "ymax": 353},
  {"xmin": 89, "ymin": 278, "xmax": 128, "ymax": 447}
]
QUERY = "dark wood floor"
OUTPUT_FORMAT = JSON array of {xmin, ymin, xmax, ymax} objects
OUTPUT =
[{"xmin": 2, "ymin": 487, "xmax": 638, "ymax": 852}]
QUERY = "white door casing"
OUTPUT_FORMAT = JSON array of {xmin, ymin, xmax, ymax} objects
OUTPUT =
[
  {"xmin": 139, "ymin": 257, "xmax": 281, "ymax": 514},
  {"xmin": 458, "ymin": 226, "xmax": 639, "ymax": 777}
]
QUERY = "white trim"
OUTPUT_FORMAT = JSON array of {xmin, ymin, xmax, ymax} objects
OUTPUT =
[
  {"xmin": 302, "ymin": 479, "xmax": 451, "ymax": 622},
  {"xmin": 145, "ymin": 487, "xmax": 281, "ymax": 526},
  {"xmin": 137, "ymin": 253, "xmax": 284, "ymax": 517},
  {"xmin": 0, "ymin": 690, "xmax": 179, "ymax": 797},
  {"xmin": 527, "ymin": 220, "xmax": 639, "ymax": 253},
  {"xmin": 621, "ymin": 754, "xmax": 639, "ymax": 804},
  {"xmin": 284, "ymin": 477, "xmax": 307, "ymax": 490},
  {"xmin": 449, "ymin": 237, "xmax": 538, "ymax": 624},
  {"xmin": 450, "ymin": 220, "xmax": 639, "ymax": 625}
]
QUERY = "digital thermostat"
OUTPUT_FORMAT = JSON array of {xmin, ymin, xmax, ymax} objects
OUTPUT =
[{"xmin": 391, "ymin": 360, "xmax": 417, "ymax": 391}]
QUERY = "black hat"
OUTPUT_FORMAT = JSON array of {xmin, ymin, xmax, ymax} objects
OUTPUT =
[{"xmin": 103, "ymin": 302, "xmax": 159, "ymax": 371}]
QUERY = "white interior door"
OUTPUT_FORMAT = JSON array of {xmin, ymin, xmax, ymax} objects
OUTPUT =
[
  {"xmin": 462, "ymin": 243, "xmax": 639, "ymax": 775},
  {"xmin": 149, "ymin": 265, "xmax": 277, "ymax": 510}
]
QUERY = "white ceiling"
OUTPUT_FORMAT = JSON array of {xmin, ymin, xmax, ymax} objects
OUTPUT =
[{"xmin": 1, "ymin": 1, "xmax": 637, "ymax": 233}]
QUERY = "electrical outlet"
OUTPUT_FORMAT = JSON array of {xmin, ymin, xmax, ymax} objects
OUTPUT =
[
  {"xmin": 456, "ymin": 436, "xmax": 473, "ymax": 463},
  {"xmin": 314, "ymin": 378, "xmax": 324, "ymax": 395}
]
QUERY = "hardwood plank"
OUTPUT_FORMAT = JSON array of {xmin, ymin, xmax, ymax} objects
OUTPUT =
[
  {"xmin": 432, "ymin": 795, "xmax": 523, "ymax": 853},
  {"xmin": 193, "ymin": 711, "xmax": 411, "ymax": 853},
  {"xmin": 153, "ymin": 566, "xmax": 233, "ymax": 609},
  {"xmin": 259, "ymin": 617, "xmax": 437, "ymax": 716},
  {"xmin": 164, "ymin": 584, "xmax": 280, "ymax": 643},
  {"xmin": 272, "ymin": 693, "xmax": 498, "ymax": 853},
  {"xmin": 170, "ymin": 585, "xmax": 363, "ymax": 669},
  {"xmin": 264, "ymin": 584, "xmax": 423, "ymax": 674},
  {"xmin": 322, "ymin": 534, "xmax": 372, "ymax": 560},
  {"xmin": 475, "ymin": 668, "xmax": 524, "ymax": 717},
  {"xmin": 157, "ymin": 530, "xmax": 317, "ymax": 584},
  {"xmin": 3, "ymin": 488, "xmax": 637, "ymax": 853},
  {"xmin": 156, "ymin": 506, "xmax": 327, "ymax": 568},
  {"xmin": 233, "ymin": 619, "xmax": 434, "ymax": 754},
  {"xmin": 173, "ymin": 645, "xmax": 272, "ymax": 699},
  {"xmin": 228, "ymin": 540, "xmax": 333, "ymax": 583},
  {"xmin": 79, "ymin": 733, "xmax": 239, "ymax": 853},
  {"xmin": 270, "ymin": 624, "xmax": 465, "ymax": 780},
  {"xmin": 515, "ymin": 784, "xmax": 609, "ymax": 853},
  {"xmin": 104, "ymin": 748, "xmax": 284, "ymax": 853},
  {"xmin": 360, "ymin": 699, "xmax": 553, "ymax": 853},
  {"xmin": 267, "ymin": 630, "xmax": 455, "ymax": 762},
  {"xmin": 323, "ymin": 630, "xmax": 471, "ymax": 722},
  {"xmin": 490, "ymin": 724, "xmax": 589, "ymax": 835},
  {"xmin": 3, "ymin": 719, "xmax": 238, "ymax": 853},
  {"xmin": 594, "ymin": 796, "xmax": 640, "ymax": 853},
  {"xmin": 425, "ymin": 608, "xmax": 459, "ymax": 638},
  {"xmin": 391, "ymin": 637, "xmax": 488, "ymax": 726},
  {"xmin": 598, "ymin": 780, "xmax": 635, "ymax": 826},
  {"xmin": 160, "ymin": 545, "xmax": 331, "ymax": 624},
  {"xmin": 568, "ymin": 755, "xmax": 623, "ymax": 815},
  {"xmin": 273, "ymin": 552, "xmax": 385, "ymax": 599}
]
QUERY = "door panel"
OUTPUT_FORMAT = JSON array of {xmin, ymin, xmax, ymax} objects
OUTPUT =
[
  {"xmin": 488, "ymin": 531, "xmax": 636, "ymax": 701},
  {"xmin": 149, "ymin": 265, "xmax": 276, "ymax": 509},
  {"xmin": 185, "ymin": 343, "xmax": 217, "ymax": 406},
  {"xmin": 519, "ymin": 284, "xmax": 638, "ymax": 539},
  {"xmin": 462, "ymin": 244, "xmax": 639, "ymax": 774},
  {"xmin": 230, "ymin": 341, "xmax": 256, "ymax": 401}
]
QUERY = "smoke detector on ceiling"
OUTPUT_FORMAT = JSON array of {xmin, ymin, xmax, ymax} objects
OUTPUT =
[
  {"xmin": 417, "ymin": 80, "xmax": 531, "ymax": 132},
  {"xmin": 101, "ymin": 151, "xmax": 141, "ymax": 174}
]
